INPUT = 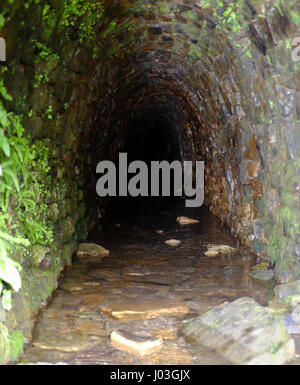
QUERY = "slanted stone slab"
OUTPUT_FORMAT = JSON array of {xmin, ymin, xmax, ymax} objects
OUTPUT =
[
  {"xmin": 77, "ymin": 243, "xmax": 109, "ymax": 258},
  {"xmin": 180, "ymin": 297, "xmax": 295, "ymax": 365},
  {"xmin": 111, "ymin": 330, "xmax": 162, "ymax": 355},
  {"xmin": 101, "ymin": 300, "xmax": 189, "ymax": 321}
]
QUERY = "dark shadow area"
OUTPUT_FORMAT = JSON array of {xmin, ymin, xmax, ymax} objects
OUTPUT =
[
  {"xmin": 125, "ymin": 113, "xmax": 181, "ymax": 164},
  {"xmin": 113, "ymin": 105, "xmax": 184, "ymax": 212}
]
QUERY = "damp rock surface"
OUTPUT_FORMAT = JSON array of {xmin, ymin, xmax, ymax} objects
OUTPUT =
[
  {"xmin": 249, "ymin": 269, "xmax": 274, "ymax": 281},
  {"xmin": 180, "ymin": 297, "xmax": 295, "ymax": 365},
  {"xmin": 77, "ymin": 243, "xmax": 110, "ymax": 258}
]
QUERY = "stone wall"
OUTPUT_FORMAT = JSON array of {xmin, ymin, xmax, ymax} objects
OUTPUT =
[
  {"xmin": 0, "ymin": 0, "xmax": 107, "ymax": 363},
  {"xmin": 0, "ymin": 0, "xmax": 300, "ymax": 363},
  {"xmin": 91, "ymin": 0, "xmax": 300, "ymax": 284}
]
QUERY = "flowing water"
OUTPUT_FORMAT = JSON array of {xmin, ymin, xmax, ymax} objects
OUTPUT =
[{"xmin": 21, "ymin": 199, "xmax": 278, "ymax": 365}]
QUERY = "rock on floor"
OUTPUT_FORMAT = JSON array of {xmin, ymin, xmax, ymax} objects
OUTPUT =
[
  {"xmin": 248, "ymin": 269, "xmax": 274, "ymax": 281},
  {"xmin": 77, "ymin": 243, "xmax": 110, "ymax": 258},
  {"xmin": 176, "ymin": 216, "xmax": 199, "ymax": 225},
  {"xmin": 180, "ymin": 297, "xmax": 295, "ymax": 365},
  {"xmin": 206, "ymin": 244, "xmax": 237, "ymax": 254},
  {"xmin": 165, "ymin": 239, "xmax": 181, "ymax": 247},
  {"xmin": 252, "ymin": 262, "xmax": 270, "ymax": 271},
  {"xmin": 111, "ymin": 330, "xmax": 163, "ymax": 355},
  {"xmin": 204, "ymin": 249, "xmax": 219, "ymax": 257}
]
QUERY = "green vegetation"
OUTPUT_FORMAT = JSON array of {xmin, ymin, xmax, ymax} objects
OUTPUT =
[
  {"xmin": 61, "ymin": 0, "xmax": 104, "ymax": 43},
  {"xmin": 0, "ymin": 2, "xmax": 106, "ymax": 313},
  {"xmin": 0, "ymin": 76, "xmax": 53, "ymax": 311}
]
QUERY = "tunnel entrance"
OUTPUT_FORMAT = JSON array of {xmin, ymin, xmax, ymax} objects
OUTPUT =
[{"xmin": 1, "ymin": 0, "xmax": 300, "ymax": 366}]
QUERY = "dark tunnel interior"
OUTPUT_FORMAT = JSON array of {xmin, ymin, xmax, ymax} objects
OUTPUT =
[{"xmin": 125, "ymin": 108, "xmax": 182, "ymax": 164}]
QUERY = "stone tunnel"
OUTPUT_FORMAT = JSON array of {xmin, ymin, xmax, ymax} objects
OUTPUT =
[{"xmin": 0, "ymin": 0, "xmax": 300, "ymax": 365}]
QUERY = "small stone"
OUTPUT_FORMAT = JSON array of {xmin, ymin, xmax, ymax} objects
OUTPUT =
[
  {"xmin": 111, "ymin": 330, "xmax": 163, "ymax": 355},
  {"xmin": 177, "ymin": 216, "xmax": 199, "ymax": 225},
  {"xmin": 204, "ymin": 249, "xmax": 219, "ymax": 257},
  {"xmin": 252, "ymin": 262, "xmax": 270, "ymax": 271},
  {"xmin": 248, "ymin": 269, "xmax": 274, "ymax": 281},
  {"xmin": 77, "ymin": 243, "xmax": 109, "ymax": 258},
  {"xmin": 101, "ymin": 300, "xmax": 189, "ymax": 321},
  {"xmin": 165, "ymin": 239, "xmax": 181, "ymax": 247},
  {"xmin": 206, "ymin": 244, "xmax": 237, "ymax": 254},
  {"xmin": 156, "ymin": 230, "xmax": 164, "ymax": 234}
]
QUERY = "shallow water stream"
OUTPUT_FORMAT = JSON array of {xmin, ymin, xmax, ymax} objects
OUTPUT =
[{"xmin": 21, "ymin": 199, "xmax": 290, "ymax": 365}]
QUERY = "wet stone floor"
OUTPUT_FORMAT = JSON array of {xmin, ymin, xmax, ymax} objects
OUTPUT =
[{"xmin": 21, "ymin": 199, "xmax": 276, "ymax": 365}]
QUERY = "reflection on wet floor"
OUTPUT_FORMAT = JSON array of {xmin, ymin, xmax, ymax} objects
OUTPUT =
[{"xmin": 21, "ymin": 199, "xmax": 277, "ymax": 365}]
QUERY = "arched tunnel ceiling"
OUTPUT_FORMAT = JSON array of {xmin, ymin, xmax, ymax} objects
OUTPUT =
[
  {"xmin": 88, "ymin": 0, "xmax": 300, "ymax": 282},
  {"xmin": 95, "ymin": 0, "xmax": 300, "ymax": 163},
  {"xmin": 1, "ymin": 0, "xmax": 300, "ymax": 286}
]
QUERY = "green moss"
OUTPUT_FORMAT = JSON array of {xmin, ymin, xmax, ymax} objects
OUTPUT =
[
  {"xmin": 103, "ymin": 21, "xmax": 117, "ymax": 39},
  {"xmin": 8, "ymin": 329, "xmax": 24, "ymax": 361},
  {"xmin": 61, "ymin": 0, "xmax": 104, "ymax": 43},
  {"xmin": 157, "ymin": 1, "xmax": 171, "ymax": 14},
  {"xmin": 189, "ymin": 43, "xmax": 203, "ymax": 60}
]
